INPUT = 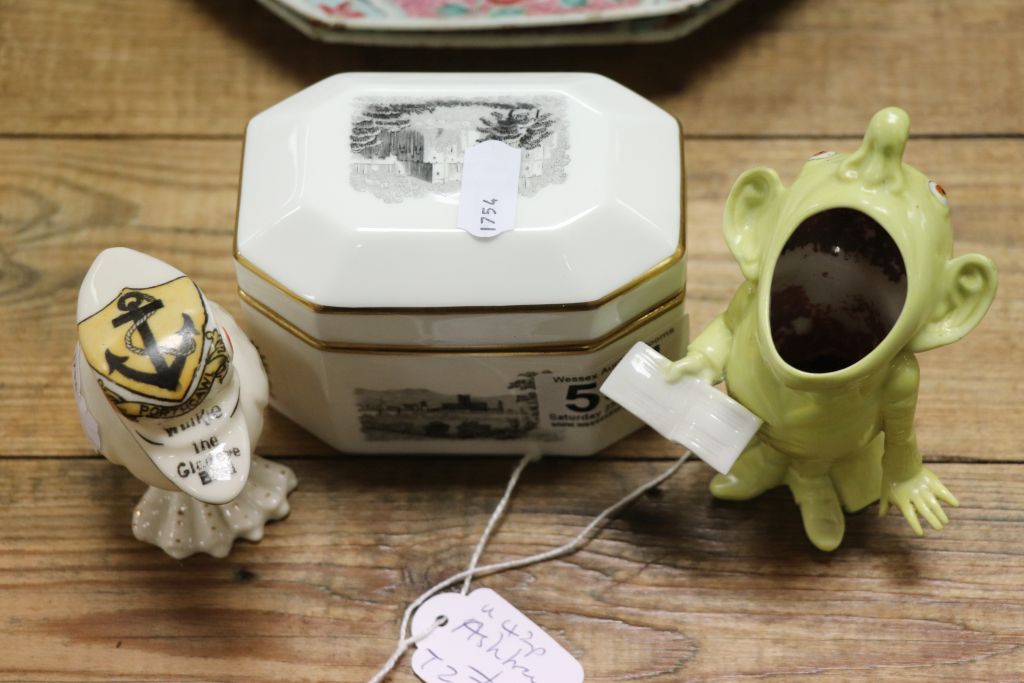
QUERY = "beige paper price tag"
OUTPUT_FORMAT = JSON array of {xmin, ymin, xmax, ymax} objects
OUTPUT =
[{"xmin": 411, "ymin": 588, "xmax": 584, "ymax": 683}]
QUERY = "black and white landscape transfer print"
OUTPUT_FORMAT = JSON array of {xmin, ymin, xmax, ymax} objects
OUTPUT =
[
  {"xmin": 349, "ymin": 96, "xmax": 570, "ymax": 202},
  {"xmin": 355, "ymin": 371, "xmax": 561, "ymax": 442}
]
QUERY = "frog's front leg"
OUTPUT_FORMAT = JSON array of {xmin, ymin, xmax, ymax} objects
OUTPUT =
[
  {"xmin": 879, "ymin": 354, "xmax": 958, "ymax": 535},
  {"xmin": 665, "ymin": 283, "xmax": 753, "ymax": 384}
]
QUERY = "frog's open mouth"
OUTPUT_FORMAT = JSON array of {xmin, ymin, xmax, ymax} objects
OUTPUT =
[{"xmin": 769, "ymin": 208, "xmax": 907, "ymax": 374}]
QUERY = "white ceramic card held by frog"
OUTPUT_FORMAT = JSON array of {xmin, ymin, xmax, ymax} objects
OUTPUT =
[
  {"xmin": 235, "ymin": 72, "xmax": 687, "ymax": 456},
  {"xmin": 73, "ymin": 248, "xmax": 297, "ymax": 559}
]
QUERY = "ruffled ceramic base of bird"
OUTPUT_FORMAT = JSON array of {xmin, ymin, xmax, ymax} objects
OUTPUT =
[{"xmin": 132, "ymin": 455, "xmax": 297, "ymax": 559}]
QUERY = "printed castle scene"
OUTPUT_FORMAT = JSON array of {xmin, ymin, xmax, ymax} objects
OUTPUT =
[
  {"xmin": 349, "ymin": 96, "xmax": 569, "ymax": 202},
  {"xmin": 356, "ymin": 372, "xmax": 555, "ymax": 441}
]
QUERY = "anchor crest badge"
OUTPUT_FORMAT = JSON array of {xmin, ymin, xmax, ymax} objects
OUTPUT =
[{"xmin": 78, "ymin": 277, "xmax": 208, "ymax": 403}]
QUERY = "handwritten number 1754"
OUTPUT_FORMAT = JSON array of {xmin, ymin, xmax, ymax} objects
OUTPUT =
[{"xmin": 480, "ymin": 198, "xmax": 499, "ymax": 229}]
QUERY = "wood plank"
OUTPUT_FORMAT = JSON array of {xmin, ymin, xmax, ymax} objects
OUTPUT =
[
  {"xmin": 0, "ymin": 458, "xmax": 1022, "ymax": 681},
  {"xmin": 1, "ymin": 136, "xmax": 1019, "ymax": 459},
  {"xmin": 1, "ymin": 0, "xmax": 1022, "ymax": 136}
]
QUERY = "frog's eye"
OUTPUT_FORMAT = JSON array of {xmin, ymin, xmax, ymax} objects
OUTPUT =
[
  {"xmin": 809, "ymin": 150, "xmax": 837, "ymax": 160},
  {"xmin": 929, "ymin": 180, "xmax": 949, "ymax": 207}
]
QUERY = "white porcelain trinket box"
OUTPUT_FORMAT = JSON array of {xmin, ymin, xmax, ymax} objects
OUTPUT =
[
  {"xmin": 73, "ymin": 248, "xmax": 297, "ymax": 558},
  {"xmin": 235, "ymin": 72, "xmax": 687, "ymax": 455}
]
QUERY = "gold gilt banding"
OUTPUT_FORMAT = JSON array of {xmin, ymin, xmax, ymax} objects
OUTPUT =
[
  {"xmin": 232, "ymin": 119, "xmax": 686, "ymax": 316},
  {"xmin": 238, "ymin": 288, "xmax": 685, "ymax": 356}
]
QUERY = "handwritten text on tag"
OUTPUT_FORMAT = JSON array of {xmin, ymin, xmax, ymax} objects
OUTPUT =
[
  {"xmin": 411, "ymin": 588, "xmax": 584, "ymax": 683},
  {"xmin": 457, "ymin": 141, "xmax": 521, "ymax": 238}
]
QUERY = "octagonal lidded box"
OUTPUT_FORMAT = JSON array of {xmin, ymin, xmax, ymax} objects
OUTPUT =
[{"xmin": 235, "ymin": 72, "xmax": 687, "ymax": 455}]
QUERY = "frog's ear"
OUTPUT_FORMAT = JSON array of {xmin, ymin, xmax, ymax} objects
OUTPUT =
[
  {"xmin": 909, "ymin": 253, "xmax": 998, "ymax": 352},
  {"xmin": 723, "ymin": 167, "xmax": 784, "ymax": 281}
]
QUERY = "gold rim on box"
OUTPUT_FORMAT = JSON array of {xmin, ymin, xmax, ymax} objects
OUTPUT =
[
  {"xmin": 232, "ymin": 119, "xmax": 685, "ymax": 316},
  {"xmin": 238, "ymin": 287, "xmax": 685, "ymax": 356}
]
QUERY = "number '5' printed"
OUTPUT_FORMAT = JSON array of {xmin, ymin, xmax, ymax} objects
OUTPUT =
[{"xmin": 566, "ymin": 383, "xmax": 600, "ymax": 413}]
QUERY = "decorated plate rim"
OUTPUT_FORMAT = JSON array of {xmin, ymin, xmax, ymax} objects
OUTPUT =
[{"xmin": 266, "ymin": 0, "xmax": 717, "ymax": 32}]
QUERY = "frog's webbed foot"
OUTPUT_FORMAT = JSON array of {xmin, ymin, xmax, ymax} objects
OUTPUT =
[
  {"xmin": 710, "ymin": 441, "xmax": 788, "ymax": 501},
  {"xmin": 786, "ymin": 470, "xmax": 845, "ymax": 552}
]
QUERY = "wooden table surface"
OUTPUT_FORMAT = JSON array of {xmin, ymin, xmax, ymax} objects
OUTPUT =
[{"xmin": 2, "ymin": 1, "xmax": 1023, "ymax": 681}]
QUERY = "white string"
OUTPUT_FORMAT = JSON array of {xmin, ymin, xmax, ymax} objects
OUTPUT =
[
  {"xmin": 367, "ymin": 450, "xmax": 692, "ymax": 683},
  {"xmin": 368, "ymin": 449, "xmax": 544, "ymax": 683},
  {"xmin": 369, "ymin": 614, "xmax": 447, "ymax": 683},
  {"xmin": 461, "ymin": 445, "xmax": 542, "ymax": 596}
]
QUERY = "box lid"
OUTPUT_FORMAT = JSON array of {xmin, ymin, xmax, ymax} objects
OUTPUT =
[{"xmin": 236, "ymin": 72, "xmax": 682, "ymax": 317}]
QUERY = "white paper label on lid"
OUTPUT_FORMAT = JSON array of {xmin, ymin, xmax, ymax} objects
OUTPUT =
[
  {"xmin": 457, "ymin": 141, "xmax": 521, "ymax": 238},
  {"xmin": 411, "ymin": 588, "xmax": 584, "ymax": 683}
]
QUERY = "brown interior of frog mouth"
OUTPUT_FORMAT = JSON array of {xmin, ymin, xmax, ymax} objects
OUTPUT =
[{"xmin": 769, "ymin": 208, "xmax": 908, "ymax": 374}]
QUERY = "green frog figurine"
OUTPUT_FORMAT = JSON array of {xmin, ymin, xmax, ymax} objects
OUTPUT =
[{"xmin": 668, "ymin": 107, "xmax": 997, "ymax": 550}]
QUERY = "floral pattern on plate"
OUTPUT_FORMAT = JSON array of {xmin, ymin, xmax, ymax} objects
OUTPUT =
[
  {"xmin": 372, "ymin": 0, "xmax": 644, "ymax": 19},
  {"xmin": 256, "ymin": 0, "xmax": 741, "ymax": 45},
  {"xmin": 276, "ymin": 0, "xmax": 709, "ymax": 29}
]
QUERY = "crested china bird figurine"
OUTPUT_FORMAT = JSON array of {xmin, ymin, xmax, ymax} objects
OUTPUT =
[{"xmin": 73, "ymin": 248, "xmax": 297, "ymax": 559}]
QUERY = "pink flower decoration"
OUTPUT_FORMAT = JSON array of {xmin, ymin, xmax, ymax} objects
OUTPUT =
[{"xmin": 319, "ymin": 2, "xmax": 364, "ymax": 17}]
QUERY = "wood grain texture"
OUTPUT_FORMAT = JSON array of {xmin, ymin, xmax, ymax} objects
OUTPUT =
[
  {"xmin": 3, "ymin": 0, "xmax": 1024, "ymax": 681},
  {"xmin": 0, "ymin": 137, "xmax": 1018, "ymax": 459},
  {"xmin": 1, "ymin": 458, "xmax": 1022, "ymax": 682},
  {"xmin": 1, "ymin": 0, "xmax": 1023, "ymax": 136}
]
